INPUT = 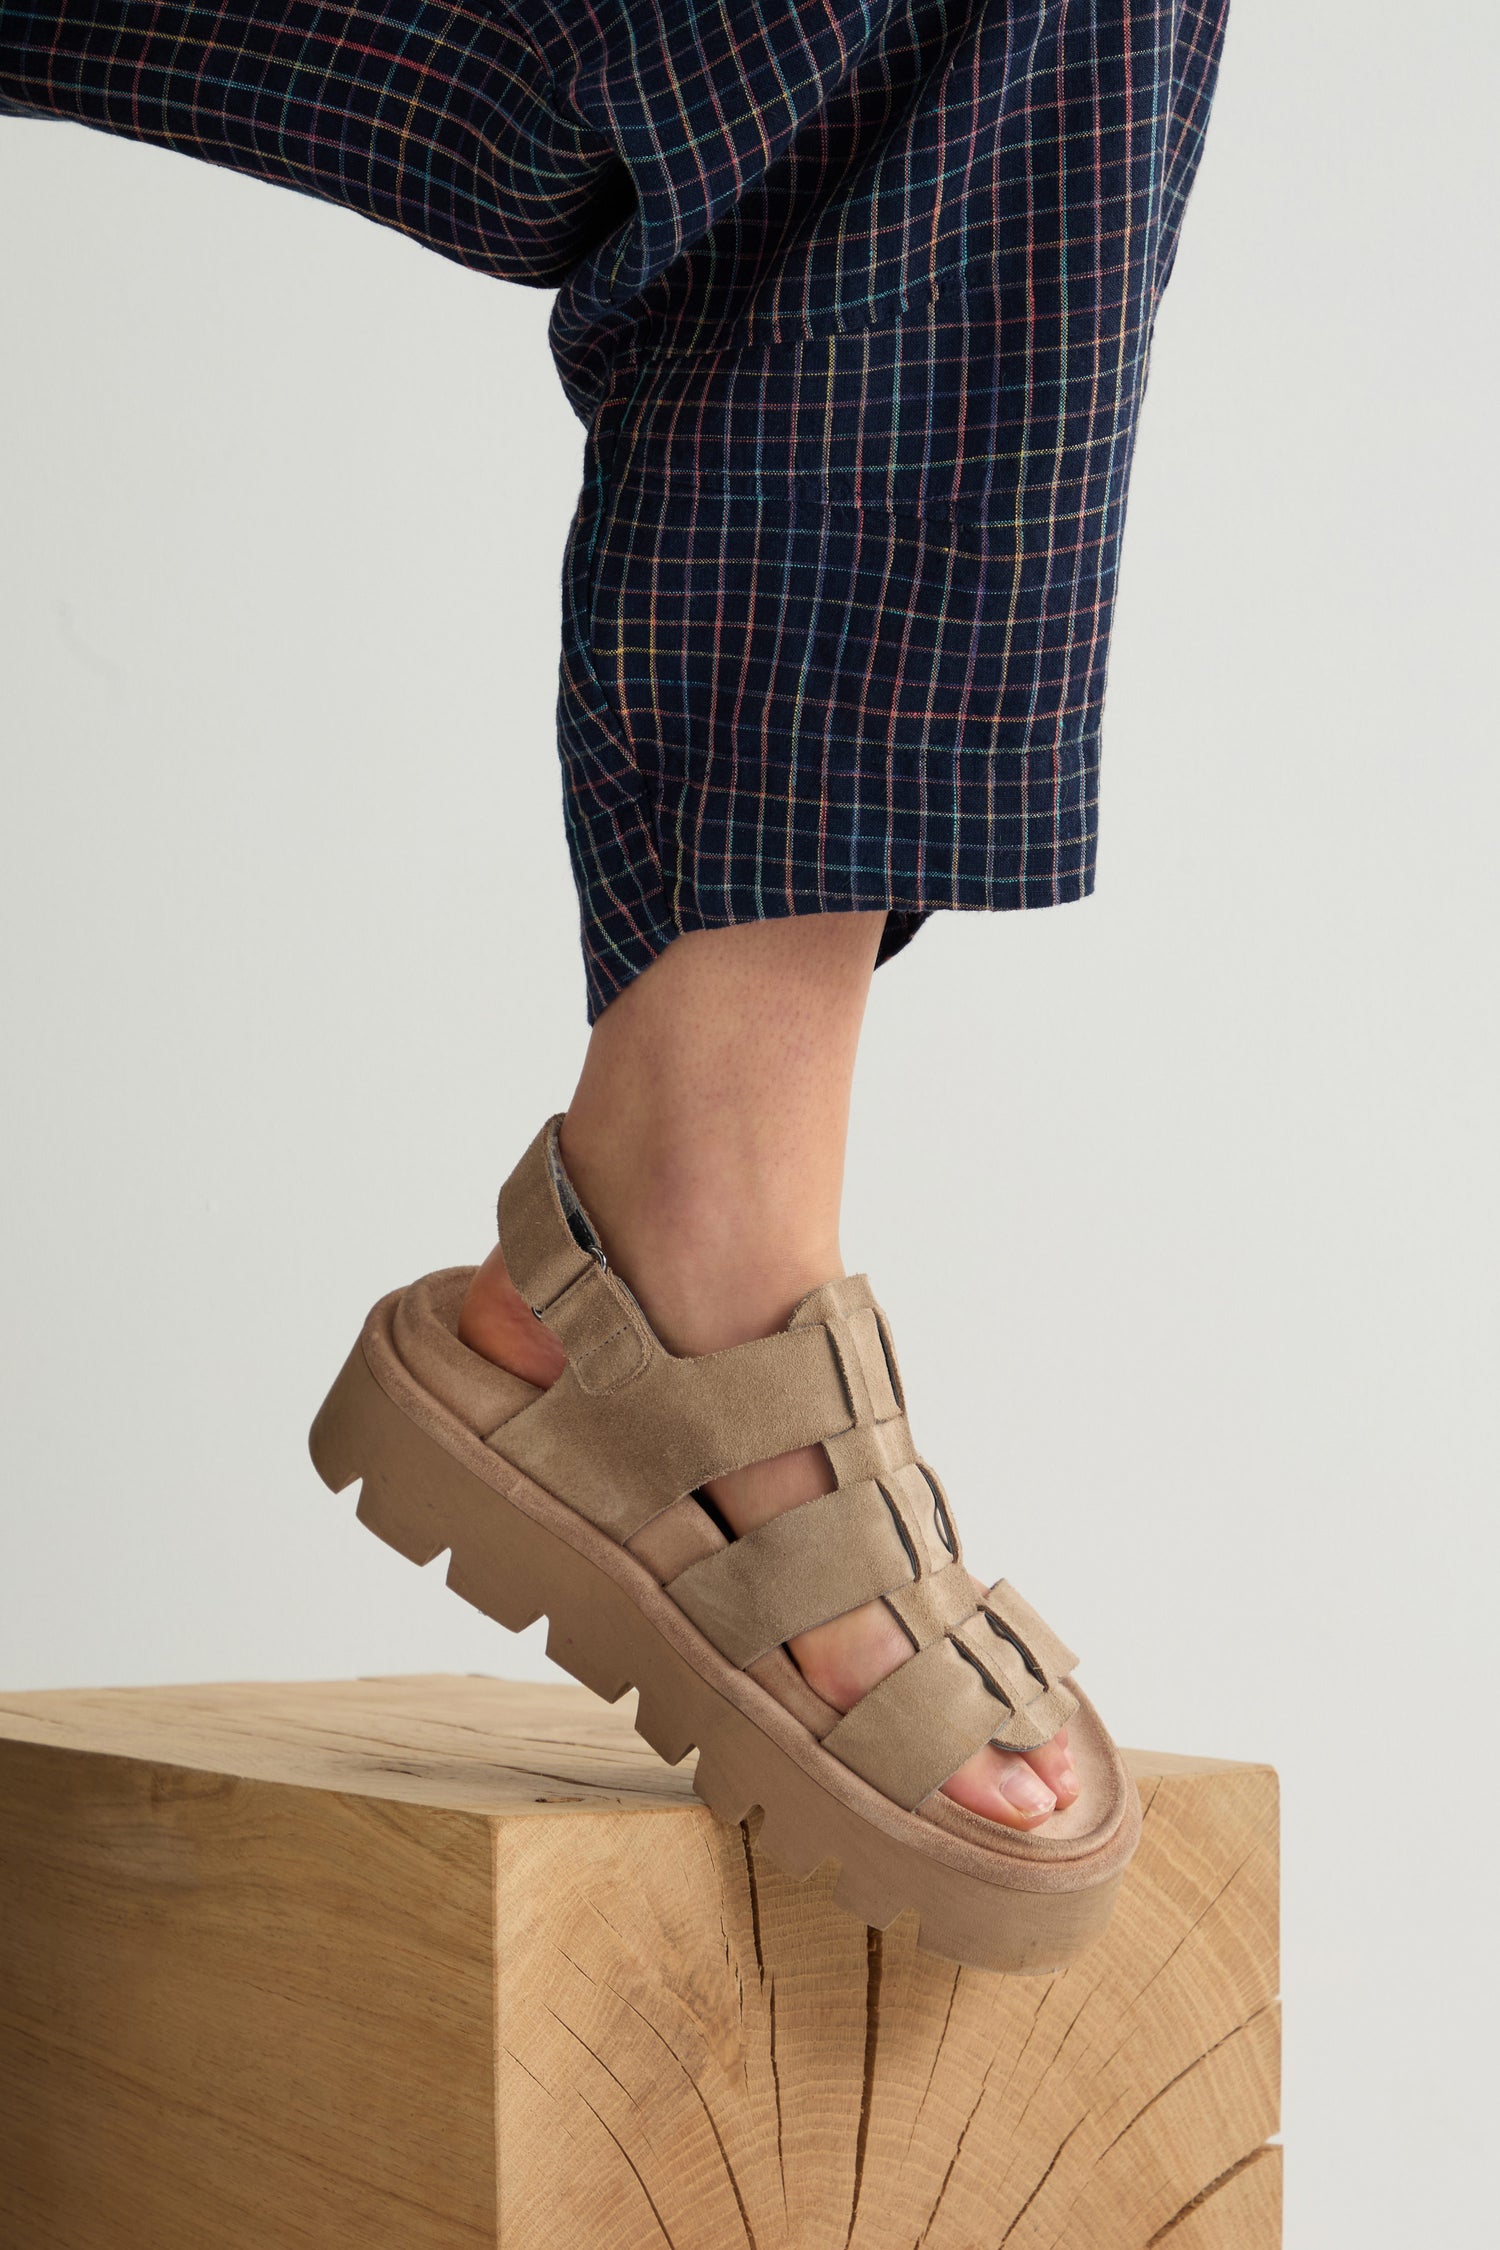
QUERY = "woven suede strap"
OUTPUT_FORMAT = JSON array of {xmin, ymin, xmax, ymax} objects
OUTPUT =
[{"xmin": 666, "ymin": 1480, "xmax": 971, "ymax": 1668}]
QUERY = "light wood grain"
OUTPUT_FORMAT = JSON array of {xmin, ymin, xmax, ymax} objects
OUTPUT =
[{"xmin": 0, "ymin": 1676, "xmax": 1279, "ymax": 2249}]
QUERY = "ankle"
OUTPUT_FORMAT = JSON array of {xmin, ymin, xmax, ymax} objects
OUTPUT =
[
  {"xmin": 551, "ymin": 917, "xmax": 880, "ymax": 1358},
  {"xmin": 557, "ymin": 1116, "xmax": 842, "ymax": 1355}
]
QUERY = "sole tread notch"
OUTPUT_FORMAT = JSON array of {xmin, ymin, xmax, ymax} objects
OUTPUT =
[{"xmin": 354, "ymin": 1482, "xmax": 450, "ymax": 1568}]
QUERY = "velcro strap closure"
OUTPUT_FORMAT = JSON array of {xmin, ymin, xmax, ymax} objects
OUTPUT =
[
  {"xmin": 497, "ymin": 1117, "xmax": 593, "ymax": 1313},
  {"xmin": 536, "ymin": 1265, "xmax": 653, "ymax": 1392},
  {"xmin": 666, "ymin": 1480, "xmax": 918, "ymax": 1667},
  {"xmin": 496, "ymin": 1118, "xmax": 653, "ymax": 1394}
]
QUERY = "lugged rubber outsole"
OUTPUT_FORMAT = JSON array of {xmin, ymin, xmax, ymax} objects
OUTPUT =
[{"xmin": 310, "ymin": 1330, "xmax": 1127, "ymax": 1972}]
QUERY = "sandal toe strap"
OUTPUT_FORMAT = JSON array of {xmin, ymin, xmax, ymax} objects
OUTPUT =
[{"xmin": 820, "ymin": 1579, "xmax": 1081, "ymax": 1808}]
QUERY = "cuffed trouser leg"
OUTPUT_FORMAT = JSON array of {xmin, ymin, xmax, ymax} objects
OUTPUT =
[
  {"xmin": 2, "ymin": 1, "xmax": 1231, "ymax": 1018},
  {"xmin": 543, "ymin": 1, "xmax": 1232, "ymax": 1014},
  {"xmin": 561, "ymin": 302, "xmax": 1137, "ymax": 1011}
]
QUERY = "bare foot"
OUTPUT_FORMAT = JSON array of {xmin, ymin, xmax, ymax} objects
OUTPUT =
[{"xmin": 459, "ymin": 1248, "xmax": 1076, "ymax": 1832}]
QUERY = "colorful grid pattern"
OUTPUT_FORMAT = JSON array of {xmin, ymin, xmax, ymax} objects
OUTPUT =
[{"xmin": 2, "ymin": 2, "xmax": 1229, "ymax": 1015}]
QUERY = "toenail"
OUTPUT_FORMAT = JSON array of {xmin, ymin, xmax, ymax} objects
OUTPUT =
[{"xmin": 1000, "ymin": 1767, "xmax": 1056, "ymax": 1817}]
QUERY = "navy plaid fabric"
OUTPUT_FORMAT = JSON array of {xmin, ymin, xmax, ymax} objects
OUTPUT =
[{"xmin": 2, "ymin": 2, "xmax": 1229, "ymax": 1015}]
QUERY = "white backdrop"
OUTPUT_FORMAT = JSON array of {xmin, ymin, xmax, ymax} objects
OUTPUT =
[{"xmin": 3, "ymin": 6, "xmax": 1496, "ymax": 2242}]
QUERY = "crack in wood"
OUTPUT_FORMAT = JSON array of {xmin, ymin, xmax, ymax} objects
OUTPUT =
[
  {"xmin": 1145, "ymin": 2145, "xmax": 1277, "ymax": 2245},
  {"xmin": 905, "ymin": 1963, "xmax": 963, "ymax": 2166},
  {"xmin": 558, "ymin": 1934, "xmax": 758, "ymax": 2248},
  {"xmin": 704, "ymin": 1831, "xmax": 736, "ymax": 1994},
  {"xmin": 545, "ymin": 2007, "xmax": 639, "ymax": 2105},
  {"xmin": 994, "ymin": 2113, "xmax": 1089, "ymax": 2246},
  {"xmin": 768, "ymin": 1978, "xmax": 785, "ymax": 2202},
  {"xmin": 1097, "ymin": 2002, "xmax": 1277, "ymax": 2165},
  {"xmin": 915, "ymin": 1979, "xmax": 1046, "ymax": 2247},
  {"xmin": 991, "ymin": 1973, "xmax": 1062, "ymax": 2121},
  {"xmin": 739, "ymin": 1822, "xmax": 767, "ymax": 1984},
  {"xmin": 1120, "ymin": 1840, "xmax": 1268, "ymax": 2018},
  {"xmin": 694, "ymin": 2078, "xmax": 761, "ymax": 2250},
  {"xmin": 908, "ymin": 1985, "xmax": 1275, "ymax": 2250},
  {"xmin": 966, "ymin": 1974, "xmax": 1071, "ymax": 2203},
  {"xmin": 845, "ymin": 1926, "xmax": 884, "ymax": 2247},
  {"xmin": 502, "ymin": 2046, "xmax": 568, "ymax": 2116},
  {"xmin": 739, "ymin": 1821, "xmax": 785, "ymax": 2209},
  {"xmin": 574, "ymin": 2088, "xmax": 675, "ymax": 2248}
]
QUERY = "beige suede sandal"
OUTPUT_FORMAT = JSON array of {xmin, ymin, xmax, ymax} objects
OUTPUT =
[{"xmin": 310, "ymin": 1119, "xmax": 1139, "ymax": 1972}]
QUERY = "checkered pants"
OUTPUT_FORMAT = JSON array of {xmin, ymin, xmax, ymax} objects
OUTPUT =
[{"xmin": 2, "ymin": 2, "xmax": 1229, "ymax": 1015}]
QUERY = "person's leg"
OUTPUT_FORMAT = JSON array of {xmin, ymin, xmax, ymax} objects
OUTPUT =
[{"xmin": 459, "ymin": 913, "xmax": 1074, "ymax": 1830}]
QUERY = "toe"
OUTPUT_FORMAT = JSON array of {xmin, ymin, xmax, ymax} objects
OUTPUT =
[
  {"xmin": 942, "ymin": 1742, "xmax": 1058, "ymax": 1830},
  {"xmin": 1023, "ymin": 1727, "xmax": 1077, "ymax": 1810}
]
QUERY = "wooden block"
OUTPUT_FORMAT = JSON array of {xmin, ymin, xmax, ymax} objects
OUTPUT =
[{"xmin": 0, "ymin": 1676, "xmax": 1279, "ymax": 2249}]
